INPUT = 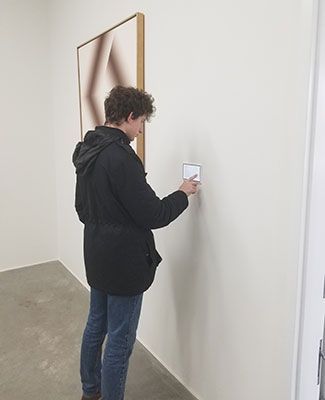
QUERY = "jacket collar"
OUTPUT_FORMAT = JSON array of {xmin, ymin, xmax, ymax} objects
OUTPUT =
[{"xmin": 97, "ymin": 125, "xmax": 131, "ymax": 145}]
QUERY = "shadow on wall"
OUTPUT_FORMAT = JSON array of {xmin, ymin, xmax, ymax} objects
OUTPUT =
[
  {"xmin": 168, "ymin": 185, "xmax": 219, "ymax": 382},
  {"xmin": 166, "ymin": 152, "xmax": 260, "ymax": 391}
]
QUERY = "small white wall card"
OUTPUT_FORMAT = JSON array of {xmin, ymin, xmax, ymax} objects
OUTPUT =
[{"xmin": 182, "ymin": 163, "xmax": 202, "ymax": 182}]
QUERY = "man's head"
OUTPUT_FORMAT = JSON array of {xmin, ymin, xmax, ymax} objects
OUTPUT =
[{"xmin": 104, "ymin": 86, "xmax": 155, "ymax": 141}]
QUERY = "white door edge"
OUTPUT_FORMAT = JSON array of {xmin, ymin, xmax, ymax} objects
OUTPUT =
[{"xmin": 291, "ymin": 1, "xmax": 322, "ymax": 399}]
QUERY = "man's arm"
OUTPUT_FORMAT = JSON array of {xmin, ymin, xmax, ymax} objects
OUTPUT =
[{"xmin": 111, "ymin": 156, "xmax": 189, "ymax": 230}]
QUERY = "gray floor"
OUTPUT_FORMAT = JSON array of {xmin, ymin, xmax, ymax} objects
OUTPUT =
[{"xmin": 0, "ymin": 261, "xmax": 197, "ymax": 400}]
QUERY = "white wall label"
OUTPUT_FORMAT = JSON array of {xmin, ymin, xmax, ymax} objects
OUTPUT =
[{"xmin": 182, "ymin": 163, "xmax": 202, "ymax": 182}]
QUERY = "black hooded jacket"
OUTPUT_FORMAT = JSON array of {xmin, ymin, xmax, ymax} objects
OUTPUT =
[{"xmin": 72, "ymin": 126, "xmax": 189, "ymax": 295}]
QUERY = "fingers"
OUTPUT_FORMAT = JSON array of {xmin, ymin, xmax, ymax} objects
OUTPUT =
[
  {"xmin": 189, "ymin": 175, "xmax": 200, "ymax": 187},
  {"xmin": 180, "ymin": 174, "xmax": 201, "ymax": 196},
  {"xmin": 184, "ymin": 174, "xmax": 198, "ymax": 182},
  {"xmin": 190, "ymin": 181, "xmax": 199, "ymax": 194}
]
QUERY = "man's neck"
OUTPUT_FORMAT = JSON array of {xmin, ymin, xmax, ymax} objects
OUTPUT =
[
  {"xmin": 105, "ymin": 122, "xmax": 126, "ymax": 133},
  {"xmin": 104, "ymin": 123, "xmax": 131, "ymax": 142}
]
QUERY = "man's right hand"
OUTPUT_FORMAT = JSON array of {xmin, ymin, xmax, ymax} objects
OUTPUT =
[{"xmin": 179, "ymin": 175, "xmax": 199, "ymax": 197}]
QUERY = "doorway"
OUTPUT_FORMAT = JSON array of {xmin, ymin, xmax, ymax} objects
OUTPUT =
[{"xmin": 295, "ymin": 1, "xmax": 325, "ymax": 399}]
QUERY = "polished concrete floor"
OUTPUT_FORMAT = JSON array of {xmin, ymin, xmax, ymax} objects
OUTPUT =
[{"xmin": 0, "ymin": 261, "xmax": 197, "ymax": 400}]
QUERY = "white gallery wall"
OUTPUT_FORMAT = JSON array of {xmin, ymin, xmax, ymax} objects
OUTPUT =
[
  {"xmin": 0, "ymin": 0, "xmax": 57, "ymax": 271},
  {"xmin": 48, "ymin": 0, "xmax": 315, "ymax": 399},
  {"xmin": 1, "ymin": 1, "xmax": 319, "ymax": 399}
]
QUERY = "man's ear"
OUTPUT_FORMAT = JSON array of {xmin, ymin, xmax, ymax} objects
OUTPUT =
[{"xmin": 126, "ymin": 112, "xmax": 134, "ymax": 123}]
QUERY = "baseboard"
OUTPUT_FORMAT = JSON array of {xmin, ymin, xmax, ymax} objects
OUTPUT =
[
  {"xmin": 137, "ymin": 337, "xmax": 200, "ymax": 400},
  {"xmin": 58, "ymin": 259, "xmax": 90, "ymax": 292},
  {"xmin": 0, "ymin": 259, "xmax": 59, "ymax": 273}
]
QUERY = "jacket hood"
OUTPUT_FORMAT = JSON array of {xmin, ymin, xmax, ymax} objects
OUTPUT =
[{"xmin": 72, "ymin": 126, "xmax": 130, "ymax": 176}]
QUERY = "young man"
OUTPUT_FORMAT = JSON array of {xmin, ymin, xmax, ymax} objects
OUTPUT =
[{"xmin": 72, "ymin": 86, "xmax": 198, "ymax": 400}]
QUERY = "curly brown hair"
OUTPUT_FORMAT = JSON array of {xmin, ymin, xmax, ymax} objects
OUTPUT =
[{"xmin": 104, "ymin": 86, "xmax": 155, "ymax": 125}]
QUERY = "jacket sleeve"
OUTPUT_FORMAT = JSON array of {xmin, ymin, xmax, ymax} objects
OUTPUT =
[{"xmin": 111, "ymin": 156, "xmax": 189, "ymax": 230}]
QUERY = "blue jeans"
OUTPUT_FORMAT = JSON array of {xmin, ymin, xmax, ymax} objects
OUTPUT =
[{"xmin": 80, "ymin": 288, "xmax": 143, "ymax": 400}]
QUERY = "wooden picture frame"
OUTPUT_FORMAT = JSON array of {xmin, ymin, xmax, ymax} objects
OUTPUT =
[{"xmin": 77, "ymin": 13, "xmax": 145, "ymax": 163}]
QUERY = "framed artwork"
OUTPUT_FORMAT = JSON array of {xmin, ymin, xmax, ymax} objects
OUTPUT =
[{"xmin": 77, "ymin": 13, "xmax": 145, "ymax": 163}]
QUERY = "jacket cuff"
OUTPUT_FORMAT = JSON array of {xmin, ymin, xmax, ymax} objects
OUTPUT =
[{"xmin": 174, "ymin": 190, "xmax": 189, "ymax": 208}]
